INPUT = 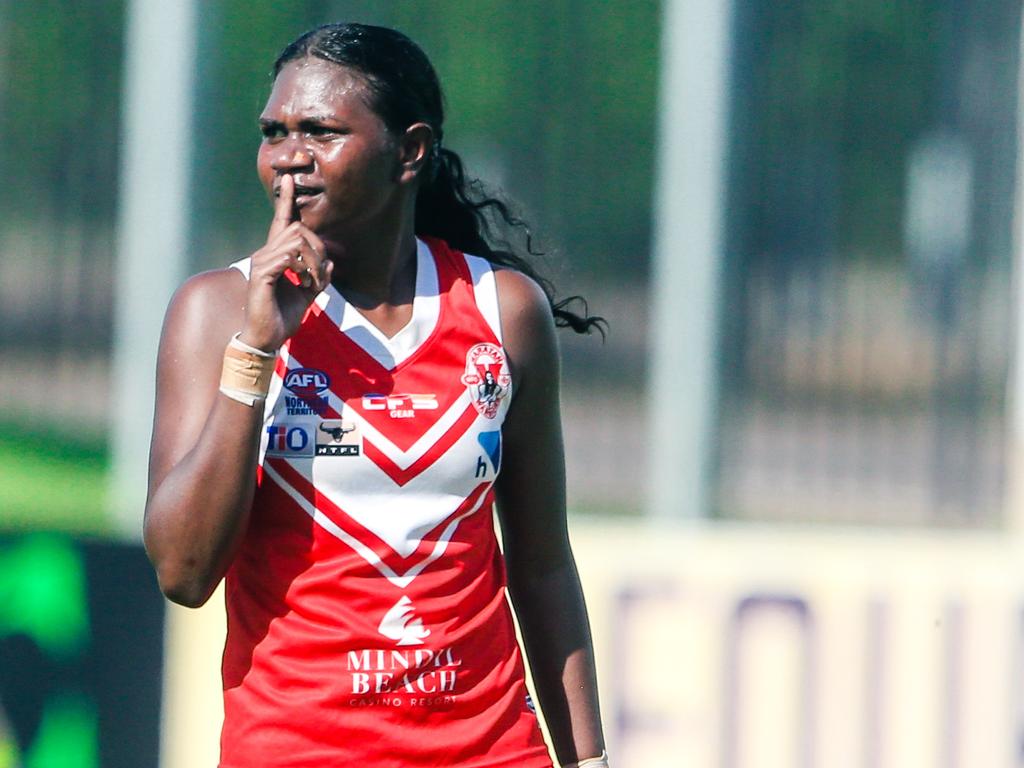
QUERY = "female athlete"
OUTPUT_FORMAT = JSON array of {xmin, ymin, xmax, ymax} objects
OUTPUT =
[{"xmin": 143, "ymin": 22, "xmax": 607, "ymax": 768}]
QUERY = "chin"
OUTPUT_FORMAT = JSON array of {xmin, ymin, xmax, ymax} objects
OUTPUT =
[
  {"xmin": 298, "ymin": 204, "xmax": 335, "ymax": 234},
  {"xmin": 297, "ymin": 209, "xmax": 321, "ymax": 229}
]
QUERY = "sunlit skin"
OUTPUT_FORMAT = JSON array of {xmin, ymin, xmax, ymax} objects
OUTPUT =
[
  {"xmin": 249, "ymin": 58, "xmax": 434, "ymax": 345},
  {"xmin": 257, "ymin": 60, "xmax": 406, "ymax": 251},
  {"xmin": 143, "ymin": 51, "xmax": 605, "ymax": 766}
]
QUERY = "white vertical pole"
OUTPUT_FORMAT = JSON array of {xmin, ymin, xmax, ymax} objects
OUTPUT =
[
  {"xmin": 646, "ymin": 0, "xmax": 734, "ymax": 520},
  {"xmin": 109, "ymin": 0, "xmax": 197, "ymax": 538},
  {"xmin": 1006, "ymin": 4, "xmax": 1024, "ymax": 538}
]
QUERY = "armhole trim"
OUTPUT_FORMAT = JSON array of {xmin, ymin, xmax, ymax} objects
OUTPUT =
[
  {"xmin": 229, "ymin": 256, "xmax": 252, "ymax": 280},
  {"xmin": 464, "ymin": 253, "xmax": 502, "ymax": 344}
]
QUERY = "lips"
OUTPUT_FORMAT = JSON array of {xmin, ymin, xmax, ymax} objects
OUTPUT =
[
  {"xmin": 273, "ymin": 178, "xmax": 323, "ymax": 203},
  {"xmin": 294, "ymin": 185, "xmax": 324, "ymax": 209}
]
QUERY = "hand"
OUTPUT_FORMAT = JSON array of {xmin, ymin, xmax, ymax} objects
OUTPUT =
[{"xmin": 239, "ymin": 174, "xmax": 334, "ymax": 352}]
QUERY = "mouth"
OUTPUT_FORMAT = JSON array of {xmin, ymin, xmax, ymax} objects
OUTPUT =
[
  {"xmin": 274, "ymin": 180, "xmax": 323, "ymax": 206},
  {"xmin": 293, "ymin": 183, "xmax": 322, "ymax": 199}
]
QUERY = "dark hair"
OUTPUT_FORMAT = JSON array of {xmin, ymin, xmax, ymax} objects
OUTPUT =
[{"xmin": 273, "ymin": 22, "xmax": 604, "ymax": 336}]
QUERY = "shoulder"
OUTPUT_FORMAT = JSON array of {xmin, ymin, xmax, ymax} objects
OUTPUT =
[
  {"xmin": 167, "ymin": 267, "xmax": 246, "ymax": 317},
  {"xmin": 494, "ymin": 267, "xmax": 550, "ymax": 320},
  {"xmin": 493, "ymin": 268, "xmax": 557, "ymax": 385},
  {"xmin": 161, "ymin": 267, "xmax": 248, "ymax": 354}
]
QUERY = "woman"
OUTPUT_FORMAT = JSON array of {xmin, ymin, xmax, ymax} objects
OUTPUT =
[{"xmin": 144, "ymin": 22, "xmax": 608, "ymax": 768}]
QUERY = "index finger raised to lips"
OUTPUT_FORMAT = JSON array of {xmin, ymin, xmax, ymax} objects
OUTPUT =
[{"xmin": 269, "ymin": 174, "xmax": 295, "ymax": 239}]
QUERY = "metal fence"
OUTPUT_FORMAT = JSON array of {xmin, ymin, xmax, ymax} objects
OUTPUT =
[
  {"xmin": 715, "ymin": 0, "xmax": 1021, "ymax": 526},
  {"xmin": 2, "ymin": 1, "xmax": 1021, "ymax": 526}
]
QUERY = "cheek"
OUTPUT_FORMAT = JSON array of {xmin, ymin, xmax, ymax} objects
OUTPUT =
[
  {"xmin": 319, "ymin": 142, "xmax": 346, "ymax": 166},
  {"xmin": 256, "ymin": 145, "xmax": 275, "ymax": 191},
  {"xmin": 319, "ymin": 145, "xmax": 348, "ymax": 185}
]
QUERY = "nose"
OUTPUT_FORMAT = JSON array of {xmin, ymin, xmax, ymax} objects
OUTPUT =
[{"xmin": 271, "ymin": 136, "xmax": 314, "ymax": 171}]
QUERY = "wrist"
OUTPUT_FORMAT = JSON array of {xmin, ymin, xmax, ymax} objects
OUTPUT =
[
  {"xmin": 562, "ymin": 751, "xmax": 609, "ymax": 768},
  {"xmin": 236, "ymin": 328, "xmax": 280, "ymax": 355},
  {"xmin": 219, "ymin": 332, "xmax": 278, "ymax": 406},
  {"xmin": 233, "ymin": 330, "xmax": 279, "ymax": 357}
]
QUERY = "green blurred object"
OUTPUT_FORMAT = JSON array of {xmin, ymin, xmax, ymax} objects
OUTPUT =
[
  {"xmin": 0, "ymin": 423, "xmax": 111, "ymax": 535},
  {"xmin": 0, "ymin": 534, "xmax": 90, "ymax": 655},
  {"xmin": 0, "ymin": 537, "xmax": 97, "ymax": 768},
  {"xmin": 23, "ymin": 694, "xmax": 97, "ymax": 768}
]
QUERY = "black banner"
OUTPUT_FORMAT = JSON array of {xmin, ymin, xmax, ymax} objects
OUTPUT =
[{"xmin": 0, "ymin": 535, "xmax": 164, "ymax": 767}]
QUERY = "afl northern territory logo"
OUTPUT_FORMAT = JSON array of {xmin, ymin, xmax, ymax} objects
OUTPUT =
[
  {"xmin": 284, "ymin": 367, "xmax": 330, "ymax": 396},
  {"xmin": 460, "ymin": 343, "xmax": 510, "ymax": 419}
]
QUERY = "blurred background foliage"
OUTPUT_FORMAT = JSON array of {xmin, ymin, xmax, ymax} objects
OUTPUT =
[
  {"xmin": 0, "ymin": 0, "xmax": 1020, "ymax": 530},
  {"xmin": 189, "ymin": 0, "xmax": 660, "ymax": 279}
]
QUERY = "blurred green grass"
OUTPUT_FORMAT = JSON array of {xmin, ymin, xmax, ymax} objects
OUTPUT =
[{"xmin": 0, "ymin": 422, "xmax": 112, "ymax": 535}]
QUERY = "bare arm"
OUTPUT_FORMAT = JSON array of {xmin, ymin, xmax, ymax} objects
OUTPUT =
[
  {"xmin": 144, "ymin": 175, "xmax": 332, "ymax": 607},
  {"xmin": 143, "ymin": 269, "xmax": 260, "ymax": 607},
  {"xmin": 494, "ymin": 270, "xmax": 606, "ymax": 766}
]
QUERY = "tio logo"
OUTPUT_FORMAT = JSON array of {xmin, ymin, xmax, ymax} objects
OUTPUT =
[{"xmin": 265, "ymin": 425, "xmax": 313, "ymax": 456}]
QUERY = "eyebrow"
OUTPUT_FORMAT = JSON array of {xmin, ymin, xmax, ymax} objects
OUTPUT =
[{"xmin": 258, "ymin": 115, "xmax": 342, "ymax": 127}]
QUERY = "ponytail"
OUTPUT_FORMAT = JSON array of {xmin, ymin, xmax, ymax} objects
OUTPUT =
[
  {"xmin": 415, "ymin": 148, "xmax": 606, "ymax": 337},
  {"xmin": 274, "ymin": 22, "xmax": 604, "ymax": 336}
]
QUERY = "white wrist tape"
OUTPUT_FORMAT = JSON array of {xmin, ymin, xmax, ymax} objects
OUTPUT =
[
  {"xmin": 229, "ymin": 332, "xmax": 277, "ymax": 358},
  {"xmin": 219, "ymin": 387, "xmax": 266, "ymax": 407},
  {"xmin": 219, "ymin": 333, "xmax": 278, "ymax": 406},
  {"xmin": 563, "ymin": 751, "xmax": 609, "ymax": 768}
]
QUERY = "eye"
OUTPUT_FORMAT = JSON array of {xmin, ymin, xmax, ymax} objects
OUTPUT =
[
  {"xmin": 300, "ymin": 120, "xmax": 348, "ymax": 140},
  {"xmin": 305, "ymin": 126, "xmax": 346, "ymax": 143},
  {"xmin": 259, "ymin": 122, "xmax": 286, "ymax": 140}
]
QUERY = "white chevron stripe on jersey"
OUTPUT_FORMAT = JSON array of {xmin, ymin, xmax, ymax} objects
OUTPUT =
[
  {"xmin": 262, "ymin": 459, "xmax": 490, "ymax": 589},
  {"xmin": 314, "ymin": 239, "xmax": 441, "ymax": 369},
  {"xmin": 283, "ymin": 348, "xmax": 477, "ymax": 470}
]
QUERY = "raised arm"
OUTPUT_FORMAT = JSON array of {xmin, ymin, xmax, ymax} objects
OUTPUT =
[
  {"xmin": 144, "ymin": 175, "xmax": 332, "ymax": 607},
  {"xmin": 494, "ymin": 270, "xmax": 606, "ymax": 767}
]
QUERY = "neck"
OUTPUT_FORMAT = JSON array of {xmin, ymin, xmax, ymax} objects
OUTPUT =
[{"xmin": 326, "ymin": 202, "xmax": 419, "ymax": 308}]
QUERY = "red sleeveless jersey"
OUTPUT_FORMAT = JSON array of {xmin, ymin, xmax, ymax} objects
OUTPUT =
[{"xmin": 219, "ymin": 238, "xmax": 553, "ymax": 767}]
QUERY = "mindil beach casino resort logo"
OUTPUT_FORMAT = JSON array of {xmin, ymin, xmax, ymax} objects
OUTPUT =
[
  {"xmin": 461, "ymin": 343, "xmax": 510, "ymax": 419},
  {"xmin": 378, "ymin": 596, "xmax": 431, "ymax": 646},
  {"xmin": 342, "ymin": 598, "xmax": 461, "ymax": 707}
]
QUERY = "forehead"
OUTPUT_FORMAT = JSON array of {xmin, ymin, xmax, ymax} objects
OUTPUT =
[{"xmin": 262, "ymin": 58, "xmax": 377, "ymax": 121}]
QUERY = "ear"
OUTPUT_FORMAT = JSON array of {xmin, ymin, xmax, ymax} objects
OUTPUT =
[{"xmin": 397, "ymin": 122, "xmax": 435, "ymax": 185}]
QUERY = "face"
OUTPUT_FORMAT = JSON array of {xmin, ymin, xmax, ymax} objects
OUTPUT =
[{"xmin": 257, "ymin": 59, "xmax": 404, "ymax": 237}]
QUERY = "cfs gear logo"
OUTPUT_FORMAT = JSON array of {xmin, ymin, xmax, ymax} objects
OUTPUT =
[
  {"xmin": 362, "ymin": 393, "xmax": 438, "ymax": 419},
  {"xmin": 460, "ymin": 343, "xmax": 510, "ymax": 419},
  {"xmin": 315, "ymin": 419, "xmax": 361, "ymax": 456},
  {"xmin": 377, "ymin": 596, "xmax": 431, "ymax": 646},
  {"xmin": 284, "ymin": 368, "xmax": 330, "ymax": 396},
  {"xmin": 265, "ymin": 423, "xmax": 314, "ymax": 457}
]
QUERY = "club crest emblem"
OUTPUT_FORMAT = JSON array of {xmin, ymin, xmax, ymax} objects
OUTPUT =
[{"xmin": 460, "ymin": 343, "xmax": 511, "ymax": 419}]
